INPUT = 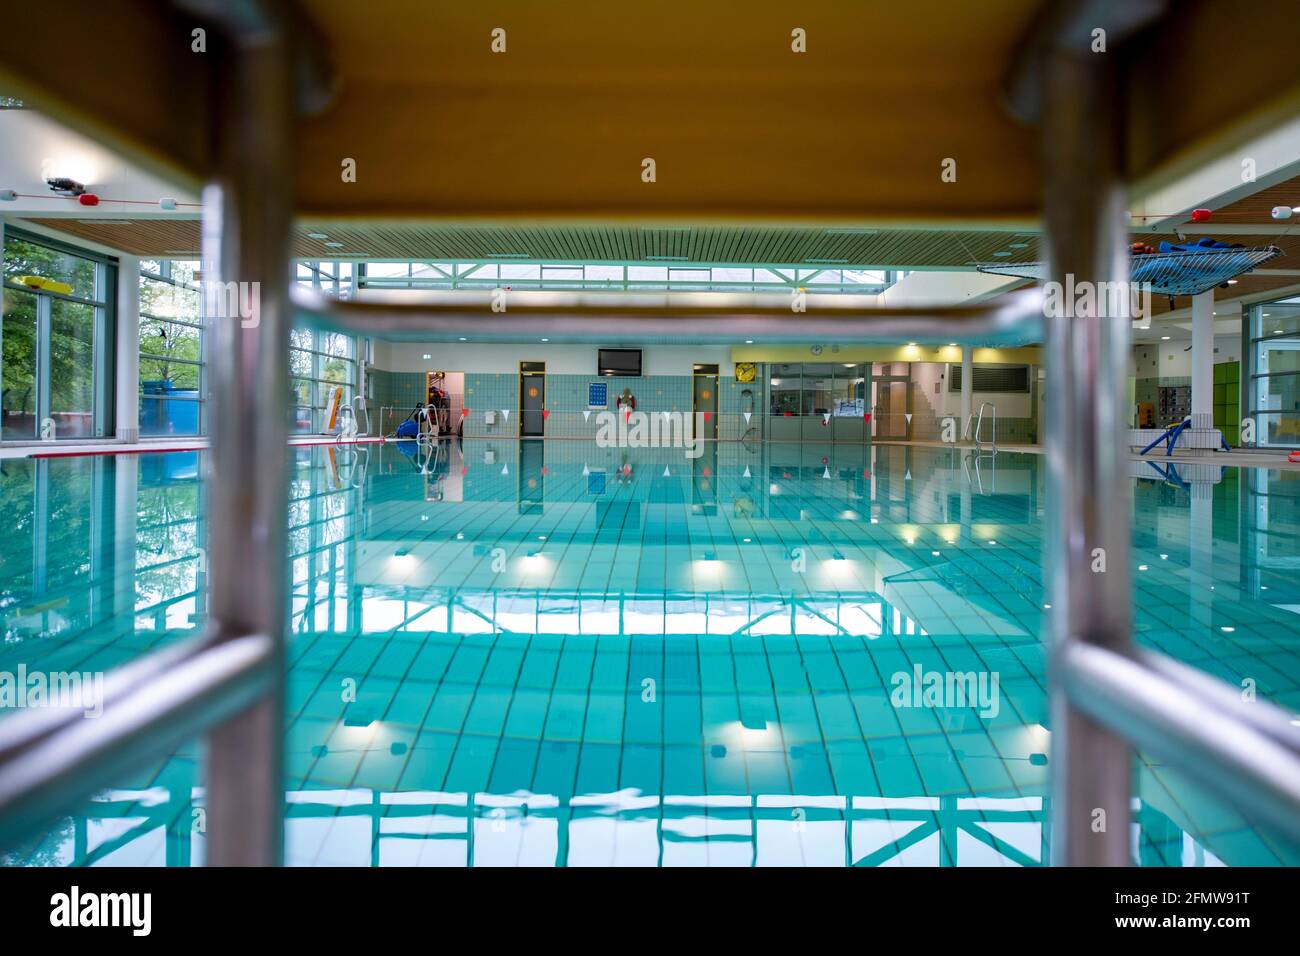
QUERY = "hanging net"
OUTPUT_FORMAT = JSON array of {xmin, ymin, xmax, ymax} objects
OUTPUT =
[{"xmin": 976, "ymin": 244, "xmax": 1282, "ymax": 296}]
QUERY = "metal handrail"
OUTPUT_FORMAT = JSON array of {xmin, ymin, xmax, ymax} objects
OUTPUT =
[
  {"xmin": 1059, "ymin": 641, "xmax": 1300, "ymax": 844},
  {"xmin": 972, "ymin": 401, "xmax": 997, "ymax": 452},
  {"xmin": 0, "ymin": 631, "xmax": 275, "ymax": 849},
  {"xmin": 0, "ymin": 0, "xmax": 1298, "ymax": 870},
  {"xmin": 292, "ymin": 285, "xmax": 1046, "ymax": 345}
]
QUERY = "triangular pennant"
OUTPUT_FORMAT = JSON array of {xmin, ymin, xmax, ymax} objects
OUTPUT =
[
  {"xmin": 663, "ymin": 466, "xmax": 671, "ymax": 477},
  {"xmin": 904, "ymin": 468, "xmax": 912, "ymax": 480},
  {"xmin": 743, "ymin": 466, "xmax": 751, "ymax": 478},
  {"xmin": 904, "ymin": 413, "xmax": 912, "ymax": 425},
  {"xmin": 542, "ymin": 409, "xmax": 550, "ymax": 420},
  {"xmin": 502, "ymin": 464, "xmax": 510, "ymax": 475},
  {"xmin": 461, "ymin": 407, "xmax": 470, "ymax": 418},
  {"xmin": 501, "ymin": 409, "xmax": 510, "ymax": 421},
  {"xmin": 582, "ymin": 464, "xmax": 590, "ymax": 476},
  {"xmin": 823, "ymin": 466, "xmax": 831, "ymax": 479},
  {"xmin": 743, "ymin": 412, "xmax": 752, "ymax": 424},
  {"xmin": 864, "ymin": 413, "xmax": 871, "ymax": 423},
  {"xmin": 583, "ymin": 410, "xmax": 591, "ymax": 421},
  {"xmin": 823, "ymin": 413, "xmax": 831, "ymax": 425},
  {"xmin": 704, "ymin": 411, "xmax": 711, "ymax": 423}
]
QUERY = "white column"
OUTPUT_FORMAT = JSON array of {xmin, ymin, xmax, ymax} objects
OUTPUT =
[
  {"xmin": 1190, "ymin": 289, "xmax": 1214, "ymax": 430},
  {"xmin": 116, "ymin": 255, "xmax": 140, "ymax": 442},
  {"xmin": 960, "ymin": 346, "xmax": 973, "ymax": 440}
]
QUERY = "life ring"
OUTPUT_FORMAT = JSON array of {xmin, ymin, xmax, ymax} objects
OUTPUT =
[{"xmin": 1288, "ymin": 450, "xmax": 1300, "ymax": 464}]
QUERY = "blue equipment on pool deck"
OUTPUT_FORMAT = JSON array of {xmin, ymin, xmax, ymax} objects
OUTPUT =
[
  {"xmin": 394, "ymin": 417, "xmax": 420, "ymax": 438},
  {"xmin": 1138, "ymin": 419, "xmax": 1232, "ymax": 456},
  {"xmin": 1139, "ymin": 419, "xmax": 1191, "ymax": 457}
]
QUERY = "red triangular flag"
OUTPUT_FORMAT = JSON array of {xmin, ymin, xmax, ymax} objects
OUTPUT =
[{"xmin": 542, "ymin": 409, "xmax": 550, "ymax": 420}]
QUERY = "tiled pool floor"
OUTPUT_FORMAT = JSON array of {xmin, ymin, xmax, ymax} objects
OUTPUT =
[{"xmin": 1, "ymin": 439, "xmax": 1298, "ymax": 865}]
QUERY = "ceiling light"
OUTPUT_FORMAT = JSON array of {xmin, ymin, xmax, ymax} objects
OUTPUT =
[
  {"xmin": 745, "ymin": 339, "xmax": 754, "ymax": 344},
  {"xmin": 459, "ymin": 336, "xmax": 467, "ymax": 341},
  {"xmin": 307, "ymin": 232, "xmax": 329, "ymax": 240},
  {"xmin": 1161, "ymin": 335, "xmax": 1170, "ymax": 340}
]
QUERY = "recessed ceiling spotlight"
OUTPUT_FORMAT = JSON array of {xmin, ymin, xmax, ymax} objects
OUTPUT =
[
  {"xmin": 745, "ymin": 339, "xmax": 754, "ymax": 344},
  {"xmin": 541, "ymin": 338, "xmax": 549, "ymax": 342},
  {"xmin": 459, "ymin": 336, "xmax": 467, "ymax": 341},
  {"xmin": 1161, "ymin": 335, "xmax": 1170, "ymax": 340},
  {"xmin": 307, "ymin": 232, "xmax": 328, "ymax": 240},
  {"xmin": 1227, "ymin": 279, "xmax": 1238, "ymax": 284},
  {"xmin": 324, "ymin": 241, "xmax": 343, "ymax": 248}
]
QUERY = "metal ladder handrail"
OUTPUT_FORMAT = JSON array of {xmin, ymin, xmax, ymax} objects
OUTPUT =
[
  {"xmin": 963, "ymin": 401, "xmax": 997, "ymax": 451},
  {"xmin": 5, "ymin": 0, "xmax": 1300, "ymax": 867}
]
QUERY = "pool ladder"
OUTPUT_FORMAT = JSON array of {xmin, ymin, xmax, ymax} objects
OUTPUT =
[{"xmin": 963, "ymin": 401, "xmax": 997, "ymax": 452}]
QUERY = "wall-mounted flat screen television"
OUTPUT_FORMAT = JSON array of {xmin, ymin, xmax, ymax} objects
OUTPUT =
[{"xmin": 598, "ymin": 349, "xmax": 642, "ymax": 377}]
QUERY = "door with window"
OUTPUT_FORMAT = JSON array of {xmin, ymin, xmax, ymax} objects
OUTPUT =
[
  {"xmin": 693, "ymin": 364, "xmax": 719, "ymax": 442},
  {"xmin": 2, "ymin": 232, "xmax": 113, "ymax": 442},
  {"xmin": 520, "ymin": 361, "xmax": 545, "ymax": 436}
]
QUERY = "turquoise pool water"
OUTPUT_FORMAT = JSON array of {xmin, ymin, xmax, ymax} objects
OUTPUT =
[{"xmin": 1, "ymin": 439, "xmax": 1298, "ymax": 866}]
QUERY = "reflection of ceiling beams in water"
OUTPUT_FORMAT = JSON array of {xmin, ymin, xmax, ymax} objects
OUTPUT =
[
  {"xmin": 47, "ymin": 788, "xmax": 1225, "ymax": 868},
  {"xmin": 882, "ymin": 556, "xmax": 1042, "ymax": 642},
  {"xmin": 352, "ymin": 586, "xmax": 909, "ymax": 640}
]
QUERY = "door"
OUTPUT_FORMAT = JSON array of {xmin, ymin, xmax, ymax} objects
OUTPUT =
[
  {"xmin": 2, "ymin": 232, "xmax": 113, "ymax": 442},
  {"xmin": 693, "ymin": 364, "xmax": 718, "ymax": 442},
  {"xmin": 520, "ymin": 361, "xmax": 545, "ymax": 436},
  {"xmin": 872, "ymin": 375, "xmax": 911, "ymax": 439}
]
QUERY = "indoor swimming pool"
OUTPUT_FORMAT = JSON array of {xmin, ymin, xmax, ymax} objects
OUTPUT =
[{"xmin": 1, "ymin": 440, "xmax": 1297, "ymax": 867}]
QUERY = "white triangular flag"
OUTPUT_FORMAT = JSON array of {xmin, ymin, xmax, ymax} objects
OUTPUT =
[
  {"xmin": 743, "ymin": 412, "xmax": 752, "ymax": 424},
  {"xmin": 583, "ymin": 410, "xmax": 591, "ymax": 422},
  {"xmin": 904, "ymin": 413, "xmax": 912, "ymax": 425},
  {"xmin": 823, "ymin": 412, "xmax": 831, "ymax": 424},
  {"xmin": 823, "ymin": 466, "xmax": 831, "ymax": 479},
  {"xmin": 904, "ymin": 468, "xmax": 912, "ymax": 480},
  {"xmin": 743, "ymin": 466, "xmax": 751, "ymax": 478},
  {"xmin": 501, "ymin": 409, "xmax": 510, "ymax": 421},
  {"xmin": 663, "ymin": 466, "xmax": 671, "ymax": 477},
  {"xmin": 582, "ymin": 464, "xmax": 590, "ymax": 476},
  {"xmin": 501, "ymin": 464, "xmax": 509, "ymax": 475}
]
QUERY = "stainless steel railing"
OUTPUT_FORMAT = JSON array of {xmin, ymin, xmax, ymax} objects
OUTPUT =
[
  {"xmin": 2, "ymin": 0, "xmax": 1300, "ymax": 867},
  {"xmin": 963, "ymin": 401, "xmax": 998, "ymax": 452}
]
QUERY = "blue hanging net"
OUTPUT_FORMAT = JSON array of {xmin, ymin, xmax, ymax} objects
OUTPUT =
[{"xmin": 976, "ymin": 241, "xmax": 1282, "ymax": 296}]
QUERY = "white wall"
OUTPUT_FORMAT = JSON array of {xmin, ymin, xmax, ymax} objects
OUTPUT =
[
  {"xmin": 1133, "ymin": 334, "xmax": 1241, "ymax": 378},
  {"xmin": 0, "ymin": 110, "xmax": 197, "ymax": 216},
  {"xmin": 372, "ymin": 341, "xmax": 734, "ymax": 377},
  {"xmin": 911, "ymin": 361, "xmax": 1033, "ymax": 418}
]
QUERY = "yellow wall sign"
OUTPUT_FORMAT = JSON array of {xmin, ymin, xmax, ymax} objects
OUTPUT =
[{"xmin": 735, "ymin": 362, "xmax": 757, "ymax": 383}]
